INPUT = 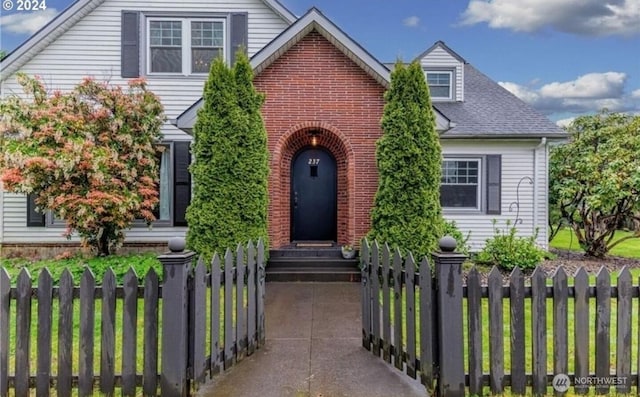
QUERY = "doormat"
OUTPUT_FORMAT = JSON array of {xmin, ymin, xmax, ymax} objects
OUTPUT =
[{"xmin": 295, "ymin": 242, "xmax": 334, "ymax": 248}]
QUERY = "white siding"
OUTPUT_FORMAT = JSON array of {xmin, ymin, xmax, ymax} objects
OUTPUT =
[
  {"xmin": 0, "ymin": 0, "xmax": 289, "ymax": 243},
  {"xmin": 419, "ymin": 46, "xmax": 464, "ymax": 102},
  {"xmin": 442, "ymin": 140, "xmax": 549, "ymax": 251}
]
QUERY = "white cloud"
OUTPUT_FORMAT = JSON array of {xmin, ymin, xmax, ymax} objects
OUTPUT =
[
  {"xmin": 539, "ymin": 72, "xmax": 626, "ymax": 99},
  {"xmin": 556, "ymin": 117, "xmax": 576, "ymax": 127},
  {"xmin": 0, "ymin": 9, "xmax": 59, "ymax": 35},
  {"xmin": 403, "ymin": 16, "xmax": 420, "ymax": 27},
  {"xmin": 499, "ymin": 72, "xmax": 638, "ymax": 116},
  {"xmin": 460, "ymin": 0, "xmax": 640, "ymax": 36}
]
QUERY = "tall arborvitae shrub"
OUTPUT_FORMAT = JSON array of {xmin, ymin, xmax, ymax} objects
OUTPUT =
[
  {"xmin": 186, "ymin": 52, "xmax": 269, "ymax": 260},
  {"xmin": 368, "ymin": 61, "xmax": 444, "ymax": 258}
]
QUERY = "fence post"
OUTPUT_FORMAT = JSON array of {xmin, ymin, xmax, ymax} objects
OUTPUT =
[
  {"xmin": 158, "ymin": 237, "xmax": 196, "ymax": 397},
  {"xmin": 432, "ymin": 236, "xmax": 467, "ymax": 397}
]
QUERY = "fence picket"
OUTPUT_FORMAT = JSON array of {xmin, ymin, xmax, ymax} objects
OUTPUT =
[
  {"xmin": 371, "ymin": 241, "xmax": 381, "ymax": 357},
  {"xmin": 247, "ymin": 241, "xmax": 257, "ymax": 356},
  {"xmin": 257, "ymin": 239, "xmax": 266, "ymax": 347},
  {"xmin": 224, "ymin": 249, "xmax": 235, "ymax": 369},
  {"xmin": 36, "ymin": 269, "xmax": 54, "ymax": 397},
  {"xmin": 616, "ymin": 267, "xmax": 631, "ymax": 394},
  {"xmin": 361, "ymin": 239, "xmax": 371, "ymax": 350},
  {"xmin": 419, "ymin": 257, "xmax": 434, "ymax": 390},
  {"xmin": 509, "ymin": 267, "xmax": 526, "ymax": 395},
  {"xmin": 467, "ymin": 267, "xmax": 483, "ymax": 396},
  {"xmin": 553, "ymin": 267, "xmax": 568, "ymax": 397},
  {"xmin": 210, "ymin": 254, "xmax": 222, "ymax": 375},
  {"xmin": 15, "ymin": 269, "xmax": 32, "ymax": 397},
  {"xmin": 0, "ymin": 268, "xmax": 9, "ymax": 397},
  {"xmin": 488, "ymin": 267, "xmax": 504, "ymax": 394},
  {"xmin": 236, "ymin": 244, "xmax": 247, "ymax": 361},
  {"xmin": 405, "ymin": 254, "xmax": 416, "ymax": 379},
  {"xmin": 122, "ymin": 268, "xmax": 138, "ymax": 397},
  {"xmin": 100, "ymin": 269, "xmax": 117, "ymax": 396},
  {"xmin": 531, "ymin": 267, "xmax": 547, "ymax": 397},
  {"xmin": 381, "ymin": 244, "xmax": 391, "ymax": 363},
  {"xmin": 143, "ymin": 269, "xmax": 159, "ymax": 397},
  {"xmin": 193, "ymin": 258, "xmax": 208, "ymax": 386},
  {"xmin": 79, "ymin": 268, "xmax": 96, "ymax": 397},
  {"xmin": 57, "ymin": 270, "xmax": 74, "ymax": 397},
  {"xmin": 595, "ymin": 267, "xmax": 611, "ymax": 395},
  {"xmin": 573, "ymin": 268, "xmax": 589, "ymax": 395},
  {"xmin": 392, "ymin": 248, "xmax": 403, "ymax": 370}
]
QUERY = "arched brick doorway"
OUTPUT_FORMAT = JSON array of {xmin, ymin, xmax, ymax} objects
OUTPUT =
[{"xmin": 270, "ymin": 123, "xmax": 355, "ymax": 247}]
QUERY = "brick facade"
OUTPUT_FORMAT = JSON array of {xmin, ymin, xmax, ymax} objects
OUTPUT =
[{"xmin": 254, "ymin": 31, "xmax": 385, "ymax": 248}]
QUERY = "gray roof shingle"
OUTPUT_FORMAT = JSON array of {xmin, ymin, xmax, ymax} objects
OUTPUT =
[{"xmin": 434, "ymin": 64, "xmax": 566, "ymax": 138}]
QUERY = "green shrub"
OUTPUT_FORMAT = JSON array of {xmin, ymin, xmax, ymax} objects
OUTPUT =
[
  {"xmin": 476, "ymin": 220, "xmax": 546, "ymax": 270},
  {"xmin": 442, "ymin": 220, "xmax": 471, "ymax": 255}
]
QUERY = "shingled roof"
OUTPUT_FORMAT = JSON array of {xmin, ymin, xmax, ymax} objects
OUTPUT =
[{"xmin": 434, "ymin": 64, "xmax": 566, "ymax": 138}]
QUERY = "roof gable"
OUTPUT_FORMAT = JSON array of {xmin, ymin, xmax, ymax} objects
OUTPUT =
[
  {"xmin": 414, "ymin": 40, "xmax": 467, "ymax": 64},
  {"xmin": 0, "ymin": 0, "xmax": 297, "ymax": 80},
  {"xmin": 252, "ymin": 7, "xmax": 390, "ymax": 88}
]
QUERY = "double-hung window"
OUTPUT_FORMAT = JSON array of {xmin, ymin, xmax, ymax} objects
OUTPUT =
[
  {"xmin": 426, "ymin": 71, "xmax": 453, "ymax": 100},
  {"xmin": 441, "ymin": 158, "xmax": 481, "ymax": 210},
  {"xmin": 148, "ymin": 18, "xmax": 225, "ymax": 75}
]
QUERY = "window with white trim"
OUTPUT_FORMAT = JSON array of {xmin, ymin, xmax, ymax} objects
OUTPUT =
[
  {"xmin": 440, "ymin": 158, "xmax": 481, "ymax": 210},
  {"xmin": 426, "ymin": 71, "xmax": 453, "ymax": 99},
  {"xmin": 147, "ymin": 18, "xmax": 225, "ymax": 75}
]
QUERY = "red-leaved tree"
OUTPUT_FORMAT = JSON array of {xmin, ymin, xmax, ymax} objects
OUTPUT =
[{"xmin": 0, "ymin": 73, "xmax": 165, "ymax": 255}]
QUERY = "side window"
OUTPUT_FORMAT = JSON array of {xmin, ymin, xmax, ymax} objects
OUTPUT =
[{"xmin": 441, "ymin": 159, "xmax": 481, "ymax": 210}]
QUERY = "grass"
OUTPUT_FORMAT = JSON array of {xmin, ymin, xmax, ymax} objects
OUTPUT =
[{"xmin": 550, "ymin": 228, "xmax": 640, "ymax": 259}]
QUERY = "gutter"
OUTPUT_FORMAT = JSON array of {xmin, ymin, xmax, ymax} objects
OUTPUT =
[{"xmin": 533, "ymin": 137, "xmax": 547, "ymax": 247}]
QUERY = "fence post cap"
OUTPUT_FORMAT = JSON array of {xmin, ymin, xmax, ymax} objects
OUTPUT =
[
  {"xmin": 439, "ymin": 235, "xmax": 457, "ymax": 252},
  {"xmin": 168, "ymin": 237, "xmax": 186, "ymax": 253}
]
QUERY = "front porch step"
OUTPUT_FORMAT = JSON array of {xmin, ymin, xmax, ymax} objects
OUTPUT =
[{"xmin": 266, "ymin": 253, "xmax": 361, "ymax": 282}]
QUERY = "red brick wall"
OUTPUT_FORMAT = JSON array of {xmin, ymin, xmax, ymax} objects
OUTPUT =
[{"xmin": 254, "ymin": 31, "xmax": 385, "ymax": 248}]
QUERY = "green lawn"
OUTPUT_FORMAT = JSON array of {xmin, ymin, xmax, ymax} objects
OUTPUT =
[{"xmin": 550, "ymin": 228, "xmax": 640, "ymax": 258}]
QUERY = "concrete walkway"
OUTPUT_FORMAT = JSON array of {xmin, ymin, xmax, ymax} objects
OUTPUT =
[{"xmin": 197, "ymin": 282, "xmax": 426, "ymax": 397}]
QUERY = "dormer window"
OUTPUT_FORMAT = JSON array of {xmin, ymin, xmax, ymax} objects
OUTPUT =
[{"xmin": 426, "ymin": 71, "xmax": 453, "ymax": 100}]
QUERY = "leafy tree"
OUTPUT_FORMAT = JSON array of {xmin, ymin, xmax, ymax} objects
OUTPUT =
[
  {"xmin": 368, "ymin": 61, "xmax": 444, "ymax": 258},
  {"xmin": 0, "ymin": 73, "xmax": 164, "ymax": 256},
  {"xmin": 186, "ymin": 52, "xmax": 269, "ymax": 260},
  {"xmin": 549, "ymin": 111, "xmax": 640, "ymax": 257},
  {"xmin": 0, "ymin": 50, "xmax": 6, "ymax": 61}
]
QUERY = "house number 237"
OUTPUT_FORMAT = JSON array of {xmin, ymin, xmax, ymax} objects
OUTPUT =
[{"xmin": 308, "ymin": 158, "xmax": 320, "ymax": 165}]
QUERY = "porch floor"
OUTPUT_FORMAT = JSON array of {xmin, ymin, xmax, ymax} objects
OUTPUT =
[{"xmin": 196, "ymin": 282, "xmax": 426, "ymax": 397}]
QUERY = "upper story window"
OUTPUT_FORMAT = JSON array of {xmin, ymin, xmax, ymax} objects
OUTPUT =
[
  {"xmin": 147, "ymin": 18, "xmax": 225, "ymax": 75},
  {"xmin": 426, "ymin": 71, "xmax": 453, "ymax": 100}
]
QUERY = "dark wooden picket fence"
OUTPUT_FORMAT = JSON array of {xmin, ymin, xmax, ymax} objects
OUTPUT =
[
  {"xmin": 0, "ymin": 239, "xmax": 265, "ymax": 397},
  {"xmin": 360, "ymin": 238, "xmax": 639, "ymax": 396}
]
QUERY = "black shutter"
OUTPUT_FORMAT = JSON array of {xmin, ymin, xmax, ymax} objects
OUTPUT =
[
  {"xmin": 230, "ymin": 13, "xmax": 248, "ymax": 65},
  {"xmin": 27, "ymin": 194, "xmax": 45, "ymax": 227},
  {"xmin": 486, "ymin": 155, "xmax": 502, "ymax": 215},
  {"xmin": 121, "ymin": 11, "xmax": 140, "ymax": 78},
  {"xmin": 173, "ymin": 141, "xmax": 191, "ymax": 226}
]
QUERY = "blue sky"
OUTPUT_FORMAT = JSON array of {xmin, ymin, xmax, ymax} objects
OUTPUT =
[{"xmin": 1, "ymin": 0, "xmax": 639, "ymax": 124}]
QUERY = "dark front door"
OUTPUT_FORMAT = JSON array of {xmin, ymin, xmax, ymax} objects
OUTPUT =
[{"xmin": 291, "ymin": 147, "xmax": 337, "ymax": 241}]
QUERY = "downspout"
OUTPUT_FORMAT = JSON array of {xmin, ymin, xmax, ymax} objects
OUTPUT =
[{"xmin": 533, "ymin": 137, "xmax": 547, "ymax": 246}]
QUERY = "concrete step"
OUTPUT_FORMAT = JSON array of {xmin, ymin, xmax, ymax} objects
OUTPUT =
[
  {"xmin": 267, "ymin": 257, "xmax": 359, "ymax": 269},
  {"xmin": 266, "ymin": 254, "xmax": 361, "ymax": 282},
  {"xmin": 269, "ymin": 248, "xmax": 344, "ymax": 258},
  {"xmin": 266, "ymin": 267, "xmax": 361, "ymax": 282}
]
